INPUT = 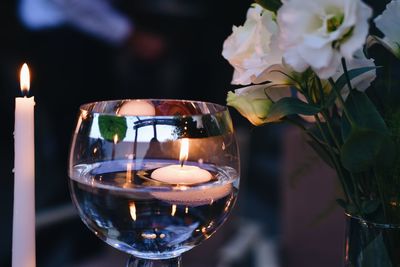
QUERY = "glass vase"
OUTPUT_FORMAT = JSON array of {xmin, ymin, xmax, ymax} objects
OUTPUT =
[
  {"xmin": 344, "ymin": 214, "xmax": 400, "ymax": 267},
  {"xmin": 68, "ymin": 99, "xmax": 240, "ymax": 267}
]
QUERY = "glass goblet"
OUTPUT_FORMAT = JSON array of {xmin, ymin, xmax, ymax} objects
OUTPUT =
[{"xmin": 68, "ymin": 99, "xmax": 240, "ymax": 267}]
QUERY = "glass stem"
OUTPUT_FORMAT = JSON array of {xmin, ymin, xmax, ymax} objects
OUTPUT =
[{"xmin": 126, "ymin": 256, "xmax": 182, "ymax": 267}]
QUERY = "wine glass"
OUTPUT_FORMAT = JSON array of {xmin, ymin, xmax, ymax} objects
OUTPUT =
[{"xmin": 68, "ymin": 99, "xmax": 240, "ymax": 267}]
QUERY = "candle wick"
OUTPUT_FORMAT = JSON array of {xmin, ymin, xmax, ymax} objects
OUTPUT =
[
  {"xmin": 180, "ymin": 160, "xmax": 184, "ymax": 168},
  {"xmin": 22, "ymin": 89, "xmax": 29, "ymax": 97}
]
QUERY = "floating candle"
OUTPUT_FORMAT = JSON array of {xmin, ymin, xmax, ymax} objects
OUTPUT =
[
  {"xmin": 151, "ymin": 139, "xmax": 212, "ymax": 184},
  {"xmin": 151, "ymin": 139, "xmax": 232, "ymax": 206}
]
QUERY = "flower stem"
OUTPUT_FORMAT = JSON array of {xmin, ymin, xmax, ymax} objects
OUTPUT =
[
  {"xmin": 328, "ymin": 78, "xmax": 355, "ymax": 126},
  {"xmin": 285, "ymin": 116, "xmax": 350, "ymax": 203},
  {"xmin": 317, "ymin": 110, "xmax": 361, "ymax": 210},
  {"xmin": 302, "ymin": 82, "xmax": 353, "ymax": 203},
  {"xmin": 316, "ymin": 76, "xmax": 325, "ymax": 106},
  {"xmin": 349, "ymin": 172, "xmax": 362, "ymax": 211},
  {"xmin": 315, "ymin": 76, "xmax": 342, "ymax": 149},
  {"xmin": 313, "ymin": 115, "xmax": 352, "ymax": 203},
  {"xmin": 285, "ymin": 117, "xmax": 324, "ymax": 147},
  {"xmin": 341, "ymin": 58, "xmax": 354, "ymax": 91},
  {"xmin": 321, "ymin": 111, "xmax": 341, "ymax": 147}
]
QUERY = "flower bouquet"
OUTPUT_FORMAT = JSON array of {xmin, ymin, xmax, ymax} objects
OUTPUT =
[{"xmin": 222, "ymin": 0, "xmax": 400, "ymax": 265}]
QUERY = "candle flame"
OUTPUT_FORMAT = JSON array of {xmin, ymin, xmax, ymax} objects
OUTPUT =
[
  {"xmin": 179, "ymin": 138, "xmax": 189, "ymax": 166},
  {"xmin": 171, "ymin": 204, "xmax": 177, "ymax": 216},
  {"xmin": 20, "ymin": 63, "xmax": 30, "ymax": 94},
  {"xmin": 129, "ymin": 202, "xmax": 137, "ymax": 221},
  {"xmin": 113, "ymin": 134, "xmax": 119, "ymax": 144}
]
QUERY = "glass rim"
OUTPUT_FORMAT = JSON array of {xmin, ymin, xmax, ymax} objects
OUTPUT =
[
  {"xmin": 345, "ymin": 212, "xmax": 400, "ymax": 228},
  {"xmin": 79, "ymin": 98, "xmax": 229, "ymax": 117}
]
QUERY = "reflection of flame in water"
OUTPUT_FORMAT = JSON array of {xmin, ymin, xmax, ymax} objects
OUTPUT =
[
  {"xmin": 179, "ymin": 138, "xmax": 189, "ymax": 166},
  {"xmin": 124, "ymin": 154, "xmax": 134, "ymax": 188},
  {"xmin": 141, "ymin": 233, "xmax": 157, "ymax": 239},
  {"xmin": 129, "ymin": 202, "xmax": 137, "ymax": 221},
  {"xmin": 125, "ymin": 162, "xmax": 132, "ymax": 186},
  {"xmin": 171, "ymin": 205, "xmax": 177, "ymax": 216}
]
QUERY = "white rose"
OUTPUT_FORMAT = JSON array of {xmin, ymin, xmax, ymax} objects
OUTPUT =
[
  {"xmin": 277, "ymin": 0, "xmax": 372, "ymax": 79},
  {"xmin": 374, "ymin": 0, "xmax": 400, "ymax": 58},
  {"xmin": 222, "ymin": 4, "xmax": 285, "ymax": 85}
]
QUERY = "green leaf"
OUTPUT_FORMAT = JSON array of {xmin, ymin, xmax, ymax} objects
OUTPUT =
[
  {"xmin": 341, "ymin": 90, "xmax": 389, "ymax": 141},
  {"xmin": 325, "ymin": 66, "xmax": 379, "ymax": 108},
  {"xmin": 336, "ymin": 199, "xmax": 359, "ymax": 215},
  {"xmin": 341, "ymin": 128, "xmax": 395, "ymax": 173},
  {"xmin": 266, "ymin": 97, "xmax": 321, "ymax": 122},
  {"xmin": 339, "ymin": 90, "xmax": 396, "ymax": 173},
  {"xmin": 309, "ymin": 120, "xmax": 342, "ymax": 148},
  {"xmin": 347, "ymin": 204, "xmax": 360, "ymax": 215},
  {"xmin": 361, "ymin": 200, "xmax": 380, "ymax": 215},
  {"xmin": 255, "ymin": 0, "xmax": 282, "ymax": 13},
  {"xmin": 336, "ymin": 67, "xmax": 378, "ymax": 94},
  {"xmin": 98, "ymin": 115, "xmax": 127, "ymax": 142}
]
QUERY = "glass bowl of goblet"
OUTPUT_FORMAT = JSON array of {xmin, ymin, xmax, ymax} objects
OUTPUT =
[{"xmin": 68, "ymin": 99, "xmax": 240, "ymax": 267}]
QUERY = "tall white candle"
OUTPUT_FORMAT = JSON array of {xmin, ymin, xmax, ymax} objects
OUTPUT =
[{"xmin": 12, "ymin": 63, "xmax": 36, "ymax": 267}]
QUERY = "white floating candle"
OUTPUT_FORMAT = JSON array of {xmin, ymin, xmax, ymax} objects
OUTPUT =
[
  {"xmin": 151, "ymin": 165, "xmax": 213, "ymax": 185},
  {"xmin": 151, "ymin": 139, "xmax": 212, "ymax": 184},
  {"xmin": 12, "ymin": 63, "xmax": 36, "ymax": 267},
  {"xmin": 151, "ymin": 139, "xmax": 231, "ymax": 206}
]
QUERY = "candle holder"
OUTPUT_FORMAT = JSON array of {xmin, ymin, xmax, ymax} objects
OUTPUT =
[{"xmin": 68, "ymin": 99, "xmax": 240, "ymax": 267}]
